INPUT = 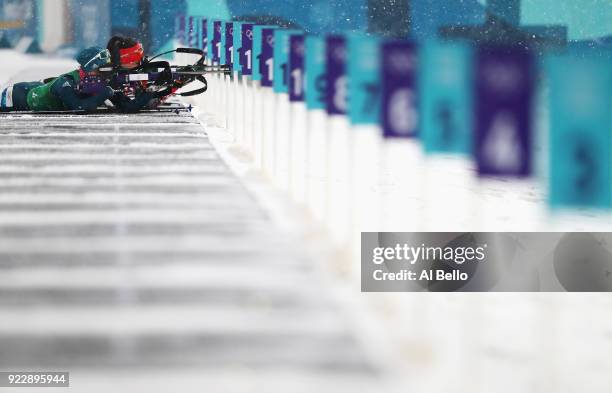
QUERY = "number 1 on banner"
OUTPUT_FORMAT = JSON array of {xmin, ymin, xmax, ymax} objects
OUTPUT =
[
  {"xmin": 225, "ymin": 23, "xmax": 233, "ymax": 68},
  {"xmin": 382, "ymin": 40, "xmax": 418, "ymax": 138},
  {"xmin": 289, "ymin": 34, "xmax": 305, "ymax": 102},
  {"xmin": 260, "ymin": 28, "xmax": 276, "ymax": 87},
  {"xmin": 212, "ymin": 21, "xmax": 222, "ymax": 63},
  {"xmin": 548, "ymin": 55, "xmax": 612, "ymax": 208},
  {"xmin": 240, "ymin": 24, "xmax": 254, "ymax": 75},
  {"xmin": 274, "ymin": 30, "xmax": 301, "ymax": 94}
]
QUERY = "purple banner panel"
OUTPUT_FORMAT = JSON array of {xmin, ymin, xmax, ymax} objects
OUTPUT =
[
  {"xmin": 382, "ymin": 40, "xmax": 419, "ymax": 138},
  {"xmin": 475, "ymin": 46, "xmax": 534, "ymax": 177},
  {"xmin": 225, "ymin": 23, "xmax": 234, "ymax": 68},
  {"xmin": 175, "ymin": 15, "xmax": 186, "ymax": 46},
  {"xmin": 187, "ymin": 16, "xmax": 195, "ymax": 47},
  {"xmin": 212, "ymin": 21, "xmax": 222, "ymax": 63},
  {"xmin": 289, "ymin": 35, "xmax": 305, "ymax": 102},
  {"xmin": 201, "ymin": 19, "xmax": 208, "ymax": 57},
  {"xmin": 240, "ymin": 24, "xmax": 254, "ymax": 75},
  {"xmin": 325, "ymin": 35, "xmax": 347, "ymax": 115},
  {"xmin": 260, "ymin": 28, "xmax": 275, "ymax": 87}
]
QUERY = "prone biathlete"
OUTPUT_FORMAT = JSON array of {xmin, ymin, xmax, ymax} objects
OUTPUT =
[
  {"xmin": 0, "ymin": 46, "xmax": 115, "ymax": 113},
  {"xmin": 105, "ymin": 35, "xmax": 176, "ymax": 112}
]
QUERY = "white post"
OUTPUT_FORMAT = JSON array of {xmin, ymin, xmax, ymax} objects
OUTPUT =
[
  {"xmin": 326, "ymin": 115, "xmax": 353, "ymax": 247},
  {"xmin": 274, "ymin": 93, "xmax": 291, "ymax": 191},
  {"xmin": 306, "ymin": 109, "xmax": 329, "ymax": 223},
  {"xmin": 290, "ymin": 101, "xmax": 308, "ymax": 204}
]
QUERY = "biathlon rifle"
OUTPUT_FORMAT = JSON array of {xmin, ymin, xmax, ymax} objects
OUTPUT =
[{"xmin": 78, "ymin": 47, "xmax": 232, "ymax": 98}]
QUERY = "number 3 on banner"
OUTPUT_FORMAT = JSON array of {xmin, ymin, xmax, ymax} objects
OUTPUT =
[{"xmin": 389, "ymin": 88, "xmax": 417, "ymax": 135}]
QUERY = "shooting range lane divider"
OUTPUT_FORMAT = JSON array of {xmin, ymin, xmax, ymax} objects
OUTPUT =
[
  {"xmin": 0, "ymin": 109, "xmax": 395, "ymax": 392},
  {"xmin": 180, "ymin": 18, "xmax": 612, "ymax": 274}
]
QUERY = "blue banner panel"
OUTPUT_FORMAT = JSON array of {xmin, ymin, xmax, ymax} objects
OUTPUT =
[
  {"xmin": 475, "ymin": 46, "xmax": 534, "ymax": 177},
  {"xmin": 420, "ymin": 40, "xmax": 474, "ymax": 154},
  {"xmin": 206, "ymin": 19, "xmax": 214, "ymax": 59},
  {"xmin": 274, "ymin": 30, "xmax": 301, "ymax": 94},
  {"xmin": 70, "ymin": 0, "xmax": 111, "ymax": 50},
  {"xmin": 305, "ymin": 36, "xmax": 326, "ymax": 110},
  {"xmin": 347, "ymin": 33, "xmax": 381, "ymax": 126},
  {"xmin": 289, "ymin": 34, "xmax": 305, "ymax": 102},
  {"xmin": 325, "ymin": 35, "xmax": 348, "ymax": 115},
  {"xmin": 232, "ymin": 22, "xmax": 243, "ymax": 74},
  {"xmin": 548, "ymin": 55, "xmax": 612, "ymax": 208},
  {"xmin": 382, "ymin": 40, "xmax": 419, "ymax": 138}
]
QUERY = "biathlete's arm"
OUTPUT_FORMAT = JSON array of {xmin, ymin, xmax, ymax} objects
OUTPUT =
[
  {"xmin": 51, "ymin": 76, "xmax": 114, "ymax": 112},
  {"xmin": 110, "ymin": 91, "xmax": 157, "ymax": 113}
]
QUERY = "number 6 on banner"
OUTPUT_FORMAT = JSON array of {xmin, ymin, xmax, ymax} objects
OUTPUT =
[
  {"xmin": 388, "ymin": 88, "xmax": 418, "ymax": 136},
  {"xmin": 382, "ymin": 40, "xmax": 418, "ymax": 138}
]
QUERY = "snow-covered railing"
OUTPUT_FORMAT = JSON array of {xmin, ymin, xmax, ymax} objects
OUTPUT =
[{"xmin": 178, "ymin": 17, "xmax": 612, "ymax": 260}]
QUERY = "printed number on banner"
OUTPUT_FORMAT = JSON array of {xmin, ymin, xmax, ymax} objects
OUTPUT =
[
  {"xmin": 437, "ymin": 100, "xmax": 455, "ymax": 147},
  {"xmin": 482, "ymin": 111, "xmax": 521, "ymax": 172},
  {"xmin": 265, "ymin": 58, "xmax": 274, "ymax": 81},
  {"xmin": 334, "ymin": 76, "xmax": 348, "ymax": 112},
  {"xmin": 291, "ymin": 68, "xmax": 303, "ymax": 96},
  {"xmin": 229, "ymin": 46, "xmax": 233, "ymax": 64},
  {"xmin": 245, "ymin": 50, "xmax": 252, "ymax": 68},
  {"xmin": 362, "ymin": 82, "xmax": 380, "ymax": 113},
  {"xmin": 389, "ymin": 88, "xmax": 417, "ymax": 135},
  {"xmin": 572, "ymin": 131, "xmax": 597, "ymax": 201},
  {"xmin": 215, "ymin": 42, "xmax": 221, "ymax": 57},
  {"xmin": 281, "ymin": 64, "xmax": 288, "ymax": 86},
  {"xmin": 316, "ymin": 75, "xmax": 326, "ymax": 104}
]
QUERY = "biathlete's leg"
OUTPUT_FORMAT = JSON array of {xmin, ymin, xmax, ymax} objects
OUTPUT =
[{"xmin": 1, "ymin": 82, "xmax": 43, "ymax": 112}]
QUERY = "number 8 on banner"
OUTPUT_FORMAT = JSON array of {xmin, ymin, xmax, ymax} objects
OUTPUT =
[
  {"xmin": 326, "ymin": 35, "xmax": 347, "ymax": 115},
  {"xmin": 382, "ymin": 40, "xmax": 419, "ymax": 138}
]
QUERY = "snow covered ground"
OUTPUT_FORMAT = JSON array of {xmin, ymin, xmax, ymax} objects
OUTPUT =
[
  {"xmin": 187, "ymin": 62, "xmax": 612, "ymax": 392},
  {"xmin": 1, "ymin": 49, "xmax": 611, "ymax": 393}
]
